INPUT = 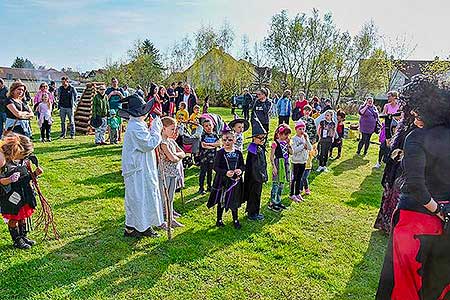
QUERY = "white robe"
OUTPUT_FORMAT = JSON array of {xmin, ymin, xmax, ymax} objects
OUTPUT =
[{"xmin": 122, "ymin": 116, "xmax": 164, "ymax": 232}]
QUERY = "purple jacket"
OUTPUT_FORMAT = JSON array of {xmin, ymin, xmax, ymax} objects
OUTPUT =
[{"xmin": 358, "ymin": 104, "xmax": 379, "ymax": 134}]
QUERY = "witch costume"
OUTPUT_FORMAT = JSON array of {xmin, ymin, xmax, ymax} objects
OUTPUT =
[
  {"xmin": 120, "ymin": 95, "xmax": 163, "ymax": 237},
  {"xmin": 376, "ymin": 76, "xmax": 450, "ymax": 300},
  {"xmin": 207, "ymin": 138, "xmax": 245, "ymax": 229},
  {"xmin": 244, "ymin": 119, "xmax": 268, "ymax": 221}
]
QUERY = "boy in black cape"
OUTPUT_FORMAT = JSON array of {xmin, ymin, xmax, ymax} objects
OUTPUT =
[
  {"xmin": 207, "ymin": 126, "xmax": 245, "ymax": 229},
  {"xmin": 244, "ymin": 118, "xmax": 268, "ymax": 221}
]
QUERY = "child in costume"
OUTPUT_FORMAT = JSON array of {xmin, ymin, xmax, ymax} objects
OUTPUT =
[
  {"xmin": 317, "ymin": 110, "xmax": 336, "ymax": 172},
  {"xmin": 207, "ymin": 128, "xmax": 245, "ymax": 229},
  {"xmin": 108, "ymin": 109, "xmax": 121, "ymax": 144},
  {"xmin": 0, "ymin": 133, "xmax": 43, "ymax": 249},
  {"xmin": 244, "ymin": 119, "xmax": 268, "ymax": 221},
  {"xmin": 330, "ymin": 109, "xmax": 345, "ymax": 159},
  {"xmin": 228, "ymin": 117, "xmax": 250, "ymax": 152},
  {"xmin": 158, "ymin": 117, "xmax": 185, "ymax": 228},
  {"xmin": 120, "ymin": 94, "xmax": 164, "ymax": 238},
  {"xmin": 198, "ymin": 118, "xmax": 220, "ymax": 194},
  {"xmin": 290, "ymin": 120, "xmax": 312, "ymax": 202},
  {"xmin": 269, "ymin": 123, "xmax": 292, "ymax": 212}
]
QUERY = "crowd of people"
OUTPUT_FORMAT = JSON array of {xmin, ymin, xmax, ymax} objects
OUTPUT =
[{"xmin": 1, "ymin": 74, "xmax": 450, "ymax": 299}]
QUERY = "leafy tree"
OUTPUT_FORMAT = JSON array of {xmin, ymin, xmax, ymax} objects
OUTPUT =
[
  {"xmin": 168, "ymin": 36, "xmax": 194, "ymax": 73},
  {"xmin": 11, "ymin": 57, "xmax": 35, "ymax": 69}
]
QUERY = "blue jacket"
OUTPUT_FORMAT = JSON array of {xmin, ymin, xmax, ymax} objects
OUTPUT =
[{"xmin": 277, "ymin": 97, "xmax": 291, "ymax": 117}]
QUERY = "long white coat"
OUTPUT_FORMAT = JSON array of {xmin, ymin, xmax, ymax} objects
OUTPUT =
[{"xmin": 122, "ymin": 116, "xmax": 164, "ymax": 232}]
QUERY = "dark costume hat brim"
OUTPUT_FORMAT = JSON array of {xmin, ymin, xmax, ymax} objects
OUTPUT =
[
  {"xmin": 229, "ymin": 118, "xmax": 250, "ymax": 132},
  {"xmin": 118, "ymin": 94, "xmax": 154, "ymax": 119},
  {"xmin": 248, "ymin": 116, "xmax": 268, "ymax": 138}
]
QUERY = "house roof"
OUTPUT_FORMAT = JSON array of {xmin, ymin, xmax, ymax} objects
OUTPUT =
[
  {"xmin": 0, "ymin": 67, "xmax": 68, "ymax": 81},
  {"xmin": 396, "ymin": 60, "xmax": 432, "ymax": 79}
]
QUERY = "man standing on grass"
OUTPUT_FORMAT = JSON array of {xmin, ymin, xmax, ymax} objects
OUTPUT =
[
  {"xmin": 106, "ymin": 78, "xmax": 125, "ymax": 141},
  {"xmin": 251, "ymin": 87, "xmax": 272, "ymax": 133},
  {"xmin": 242, "ymin": 88, "xmax": 253, "ymax": 121},
  {"xmin": 57, "ymin": 76, "xmax": 77, "ymax": 139},
  {"xmin": 181, "ymin": 83, "xmax": 197, "ymax": 115}
]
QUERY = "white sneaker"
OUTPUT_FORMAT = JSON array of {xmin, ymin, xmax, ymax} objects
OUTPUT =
[
  {"xmin": 316, "ymin": 166, "xmax": 323, "ymax": 172},
  {"xmin": 323, "ymin": 167, "xmax": 329, "ymax": 172},
  {"xmin": 374, "ymin": 162, "xmax": 381, "ymax": 169}
]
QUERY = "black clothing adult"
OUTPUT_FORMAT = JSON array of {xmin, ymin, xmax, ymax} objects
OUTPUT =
[
  {"xmin": 57, "ymin": 85, "xmax": 77, "ymax": 108},
  {"xmin": 321, "ymin": 104, "xmax": 332, "ymax": 114},
  {"xmin": 174, "ymin": 86, "xmax": 184, "ymax": 109},
  {"xmin": 244, "ymin": 142, "xmax": 268, "ymax": 217},
  {"xmin": 181, "ymin": 93, "xmax": 197, "ymax": 115},
  {"xmin": 4, "ymin": 97, "xmax": 31, "ymax": 120},
  {"xmin": 242, "ymin": 92, "xmax": 253, "ymax": 121},
  {"xmin": 357, "ymin": 133, "xmax": 372, "ymax": 155},
  {"xmin": 377, "ymin": 126, "xmax": 450, "ymax": 300},
  {"xmin": 251, "ymin": 99, "xmax": 271, "ymax": 132}
]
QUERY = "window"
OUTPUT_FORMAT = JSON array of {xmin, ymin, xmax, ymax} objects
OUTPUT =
[{"xmin": 6, "ymin": 73, "xmax": 13, "ymax": 80}]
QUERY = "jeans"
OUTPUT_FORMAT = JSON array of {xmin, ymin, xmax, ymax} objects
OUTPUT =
[
  {"xmin": 40, "ymin": 119, "xmax": 51, "ymax": 140},
  {"xmin": 357, "ymin": 132, "xmax": 373, "ymax": 155},
  {"xmin": 270, "ymin": 182, "xmax": 284, "ymax": 205},
  {"xmin": 159, "ymin": 176, "xmax": 177, "ymax": 224},
  {"xmin": 290, "ymin": 163, "xmax": 306, "ymax": 196},
  {"xmin": 199, "ymin": 162, "xmax": 213, "ymax": 191},
  {"xmin": 300, "ymin": 169, "xmax": 311, "ymax": 191},
  {"xmin": 0, "ymin": 112, "xmax": 6, "ymax": 138},
  {"xmin": 60, "ymin": 107, "xmax": 75, "ymax": 137},
  {"xmin": 110, "ymin": 127, "xmax": 118, "ymax": 143},
  {"xmin": 94, "ymin": 117, "xmax": 107, "ymax": 143}
]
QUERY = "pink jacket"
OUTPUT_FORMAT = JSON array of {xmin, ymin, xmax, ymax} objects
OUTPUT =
[{"xmin": 34, "ymin": 90, "xmax": 55, "ymax": 105}]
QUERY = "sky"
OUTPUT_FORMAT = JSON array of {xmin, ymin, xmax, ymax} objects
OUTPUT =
[{"xmin": 0, "ymin": 0, "xmax": 448, "ymax": 71}]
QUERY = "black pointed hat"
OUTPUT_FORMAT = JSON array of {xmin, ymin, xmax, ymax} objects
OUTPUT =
[
  {"xmin": 228, "ymin": 114, "xmax": 250, "ymax": 132},
  {"xmin": 249, "ymin": 116, "xmax": 267, "ymax": 137},
  {"xmin": 118, "ymin": 94, "xmax": 154, "ymax": 119}
]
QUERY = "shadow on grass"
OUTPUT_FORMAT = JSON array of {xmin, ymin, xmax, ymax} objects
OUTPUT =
[
  {"xmin": 51, "ymin": 145, "xmax": 122, "ymax": 161},
  {"xmin": 345, "ymin": 168, "xmax": 383, "ymax": 208},
  {"xmin": 75, "ymin": 171, "xmax": 123, "ymax": 186},
  {"xmin": 332, "ymin": 231, "xmax": 388, "ymax": 300},
  {"xmin": 53, "ymin": 185, "xmax": 124, "ymax": 210},
  {"xmin": 332, "ymin": 154, "xmax": 369, "ymax": 176},
  {"xmin": 33, "ymin": 142, "xmax": 95, "ymax": 155},
  {"xmin": 0, "ymin": 211, "xmax": 283, "ymax": 299}
]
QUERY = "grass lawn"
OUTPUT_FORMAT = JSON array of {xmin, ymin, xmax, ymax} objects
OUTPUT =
[{"xmin": 0, "ymin": 107, "xmax": 388, "ymax": 300}]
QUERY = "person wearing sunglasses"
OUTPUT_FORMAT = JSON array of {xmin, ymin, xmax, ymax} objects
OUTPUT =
[{"xmin": 207, "ymin": 127, "xmax": 245, "ymax": 229}]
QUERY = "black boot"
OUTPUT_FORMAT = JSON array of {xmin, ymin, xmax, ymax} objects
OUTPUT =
[
  {"xmin": 19, "ymin": 223, "xmax": 36, "ymax": 246},
  {"xmin": 9, "ymin": 227, "xmax": 31, "ymax": 250}
]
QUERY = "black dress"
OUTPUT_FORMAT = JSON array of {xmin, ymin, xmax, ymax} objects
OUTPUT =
[{"xmin": 207, "ymin": 148, "xmax": 245, "ymax": 211}]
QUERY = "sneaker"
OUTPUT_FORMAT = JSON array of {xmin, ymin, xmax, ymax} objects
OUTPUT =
[
  {"xmin": 316, "ymin": 166, "xmax": 323, "ymax": 172},
  {"xmin": 290, "ymin": 195, "xmax": 300, "ymax": 202},
  {"xmin": 277, "ymin": 203, "xmax": 287, "ymax": 210},
  {"xmin": 256, "ymin": 213, "xmax": 265, "ymax": 220},
  {"xmin": 47, "ymin": 138, "xmax": 52, "ymax": 142},
  {"xmin": 59, "ymin": 134, "xmax": 66, "ymax": 139},
  {"xmin": 374, "ymin": 162, "xmax": 381, "ymax": 169},
  {"xmin": 198, "ymin": 189, "xmax": 206, "ymax": 195},
  {"xmin": 40, "ymin": 138, "xmax": 45, "ymax": 143},
  {"xmin": 323, "ymin": 167, "xmax": 329, "ymax": 172},
  {"xmin": 173, "ymin": 210, "xmax": 181, "ymax": 218},
  {"xmin": 268, "ymin": 203, "xmax": 282, "ymax": 212},
  {"xmin": 70, "ymin": 135, "xmax": 75, "ymax": 139},
  {"xmin": 295, "ymin": 194, "xmax": 304, "ymax": 202},
  {"xmin": 305, "ymin": 189, "xmax": 311, "ymax": 195},
  {"xmin": 247, "ymin": 214, "xmax": 259, "ymax": 221},
  {"xmin": 124, "ymin": 227, "xmax": 142, "ymax": 238},
  {"xmin": 216, "ymin": 220, "xmax": 225, "ymax": 227}
]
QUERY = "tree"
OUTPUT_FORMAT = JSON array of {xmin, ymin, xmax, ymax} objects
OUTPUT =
[
  {"xmin": 356, "ymin": 48, "xmax": 392, "ymax": 97},
  {"xmin": 217, "ymin": 20, "xmax": 235, "ymax": 52},
  {"xmin": 194, "ymin": 24, "xmax": 218, "ymax": 59},
  {"xmin": 11, "ymin": 57, "xmax": 34, "ymax": 69},
  {"xmin": 168, "ymin": 36, "xmax": 194, "ymax": 73},
  {"xmin": 421, "ymin": 56, "xmax": 450, "ymax": 80},
  {"xmin": 264, "ymin": 9, "xmax": 338, "ymax": 97},
  {"xmin": 328, "ymin": 21, "xmax": 378, "ymax": 105}
]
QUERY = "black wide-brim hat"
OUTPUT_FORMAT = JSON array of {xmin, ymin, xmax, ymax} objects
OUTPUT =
[
  {"xmin": 118, "ymin": 94, "xmax": 154, "ymax": 119},
  {"xmin": 228, "ymin": 118, "xmax": 250, "ymax": 132},
  {"xmin": 248, "ymin": 117, "xmax": 268, "ymax": 138}
]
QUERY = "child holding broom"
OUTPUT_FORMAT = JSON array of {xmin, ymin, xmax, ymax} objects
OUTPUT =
[
  {"xmin": 158, "ymin": 117, "xmax": 186, "ymax": 228},
  {"xmin": 0, "ymin": 133, "xmax": 43, "ymax": 249}
]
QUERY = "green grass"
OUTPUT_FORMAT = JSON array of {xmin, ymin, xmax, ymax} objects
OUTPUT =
[{"xmin": 0, "ymin": 107, "xmax": 387, "ymax": 300}]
